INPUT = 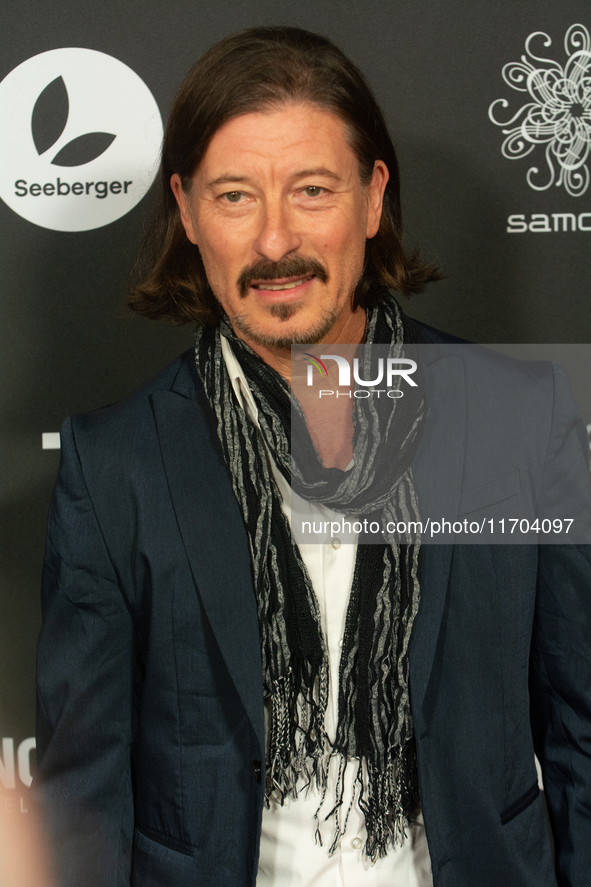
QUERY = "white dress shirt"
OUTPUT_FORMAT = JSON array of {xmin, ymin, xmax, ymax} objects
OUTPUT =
[{"xmin": 221, "ymin": 337, "xmax": 433, "ymax": 887}]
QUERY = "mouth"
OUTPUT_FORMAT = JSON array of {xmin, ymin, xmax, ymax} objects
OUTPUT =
[{"xmin": 250, "ymin": 274, "xmax": 315, "ymax": 292}]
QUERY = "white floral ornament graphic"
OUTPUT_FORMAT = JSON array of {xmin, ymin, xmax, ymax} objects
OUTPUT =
[{"xmin": 489, "ymin": 24, "xmax": 591, "ymax": 197}]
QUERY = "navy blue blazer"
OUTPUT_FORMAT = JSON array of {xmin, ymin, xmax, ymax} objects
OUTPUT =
[{"xmin": 35, "ymin": 325, "xmax": 591, "ymax": 887}]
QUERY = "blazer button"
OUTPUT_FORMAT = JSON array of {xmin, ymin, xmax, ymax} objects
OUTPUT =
[{"xmin": 252, "ymin": 760, "xmax": 262, "ymax": 783}]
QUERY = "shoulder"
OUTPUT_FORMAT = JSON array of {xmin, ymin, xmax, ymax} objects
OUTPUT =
[
  {"xmin": 411, "ymin": 318, "xmax": 556, "ymax": 392},
  {"xmin": 409, "ymin": 320, "xmax": 569, "ymax": 461},
  {"xmin": 412, "ymin": 318, "xmax": 470, "ymax": 346},
  {"xmin": 63, "ymin": 348, "xmax": 200, "ymax": 465},
  {"xmin": 70, "ymin": 349, "xmax": 198, "ymax": 431}
]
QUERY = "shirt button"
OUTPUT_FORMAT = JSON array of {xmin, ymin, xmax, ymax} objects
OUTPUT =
[
  {"xmin": 351, "ymin": 837, "xmax": 362, "ymax": 850},
  {"xmin": 331, "ymin": 537, "xmax": 341, "ymax": 550},
  {"xmin": 338, "ymin": 638, "xmax": 344, "ymax": 648}
]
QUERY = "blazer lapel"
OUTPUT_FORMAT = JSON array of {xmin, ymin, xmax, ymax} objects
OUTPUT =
[
  {"xmin": 410, "ymin": 351, "xmax": 466, "ymax": 730},
  {"xmin": 151, "ymin": 375, "xmax": 264, "ymax": 752},
  {"xmin": 149, "ymin": 345, "xmax": 465, "ymax": 746}
]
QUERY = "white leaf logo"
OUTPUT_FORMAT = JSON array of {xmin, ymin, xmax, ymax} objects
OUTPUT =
[{"xmin": 31, "ymin": 75, "xmax": 116, "ymax": 166}]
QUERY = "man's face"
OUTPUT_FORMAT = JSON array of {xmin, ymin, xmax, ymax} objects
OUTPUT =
[{"xmin": 171, "ymin": 102, "xmax": 388, "ymax": 351}]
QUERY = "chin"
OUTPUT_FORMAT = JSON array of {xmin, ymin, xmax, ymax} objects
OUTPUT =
[{"xmin": 231, "ymin": 304, "xmax": 340, "ymax": 349}]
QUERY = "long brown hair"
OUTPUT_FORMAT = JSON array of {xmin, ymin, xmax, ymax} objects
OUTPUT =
[{"xmin": 128, "ymin": 27, "xmax": 441, "ymax": 325}]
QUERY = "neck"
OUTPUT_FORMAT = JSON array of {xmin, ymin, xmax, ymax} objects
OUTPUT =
[{"xmin": 230, "ymin": 306, "xmax": 366, "ymax": 470}]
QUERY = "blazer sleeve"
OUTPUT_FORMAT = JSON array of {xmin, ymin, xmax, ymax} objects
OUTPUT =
[
  {"xmin": 35, "ymin": 417, "xmax": 137, "ymax": 887},
  {"xmin": 530, "ymin": 363, "xmax": 591, "ymax": 887}
]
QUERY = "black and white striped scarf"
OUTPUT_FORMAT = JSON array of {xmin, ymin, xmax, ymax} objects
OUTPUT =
[{"xmin": 194, "ymin": 291, "xmax": 426, "ymax": 859}]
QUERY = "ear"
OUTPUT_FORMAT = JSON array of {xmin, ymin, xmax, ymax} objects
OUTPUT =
[
  {"xmin": 170, "ymin": 173, "xmax": 198, "ymax": 245},
  {"xmin": 365, "ymin": 160, "xmax": 389, "ymax": 239}
]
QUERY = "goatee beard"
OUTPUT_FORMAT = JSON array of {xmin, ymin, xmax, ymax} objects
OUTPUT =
[
  {"xmin": 230, "ymin": 304, "xmax": 340, "ymax": 349},
  {"xmin": 222, "ymin": 254, "xmax": 337, "ymax": 348}
]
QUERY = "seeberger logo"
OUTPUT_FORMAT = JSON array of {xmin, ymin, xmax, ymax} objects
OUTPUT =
[{"xmin": 0, "ymin": 48, "xmax": 163, "ymax": 231}]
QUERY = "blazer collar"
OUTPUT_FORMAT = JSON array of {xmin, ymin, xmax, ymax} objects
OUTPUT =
[
  {"xmin": 153, "ymin": 342, "xmax": 466, "ymax": 738},
  {"xmin": 410, "ymin": 346, "xmax": 466, "ymax": 730},
  {"xmin": 151, "ymin": 355, "xmax": 264, "ymax": 754}
]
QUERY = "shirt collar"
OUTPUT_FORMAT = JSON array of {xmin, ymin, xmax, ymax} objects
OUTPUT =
[{"xmin": 220, "ymin": 335, "xmax": 260, "ymax": 427}]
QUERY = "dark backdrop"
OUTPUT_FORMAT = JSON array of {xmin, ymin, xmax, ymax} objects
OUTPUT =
[{"xmin": 1, "ymin": 0, "xmax": 589, "ymax": 816}]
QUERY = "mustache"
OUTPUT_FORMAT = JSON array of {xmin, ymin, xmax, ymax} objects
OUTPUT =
[{"xmin": 236, "ymin": 256, "xmax": 328, "ymax": 297}]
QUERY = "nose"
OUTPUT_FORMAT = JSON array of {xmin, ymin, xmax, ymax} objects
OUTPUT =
[{"xmin": 252, "ymin": 199, "xmax": 302, "ymax": 263}]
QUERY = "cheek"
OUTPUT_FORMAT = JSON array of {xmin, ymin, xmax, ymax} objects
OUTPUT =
[
  {"xmin": 197, "ymin": 233, "xmax": 236, "ymax": 280},
  {"xmin": 196, "ymin": 217, "xmax": 252, "ymax": 274},
  {"xmin": 317, "ymin": 219, "xmax": 364, "ymax": 260},
  {"xmin": 335, "ymin": 221, "xmax": 367, "ymax": 268},
  {"xmin": 335, "ymin": 204, "xmax": 368, "ymax": 248}
]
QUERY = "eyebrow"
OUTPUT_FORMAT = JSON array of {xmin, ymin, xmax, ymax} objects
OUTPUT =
[
  {"xmin": 292, "ymin": 167, "xmax": 342, "ymax": 181},
  {"xmin": 207, "ymin": 175, "xmax": 250, "ymax": 187},
  {"xmin": 207, "ymin": 167, "xmax": 343, "ymax": 188}
]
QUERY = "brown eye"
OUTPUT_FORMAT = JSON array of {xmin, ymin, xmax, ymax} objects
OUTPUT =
[{"xmin": 225, "ymin": 191, "xmax": 242, "ymax": 202}]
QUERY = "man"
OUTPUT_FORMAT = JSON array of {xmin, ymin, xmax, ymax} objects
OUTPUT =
[{"xmin": 35, "ymin": 27, "xmax": 591, "ymax": 887}]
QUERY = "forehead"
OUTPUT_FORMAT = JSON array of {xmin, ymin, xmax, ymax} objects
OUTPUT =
[{"xmin": 196, "ymin": 102, "xmax": 358, "ymax": 181}]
